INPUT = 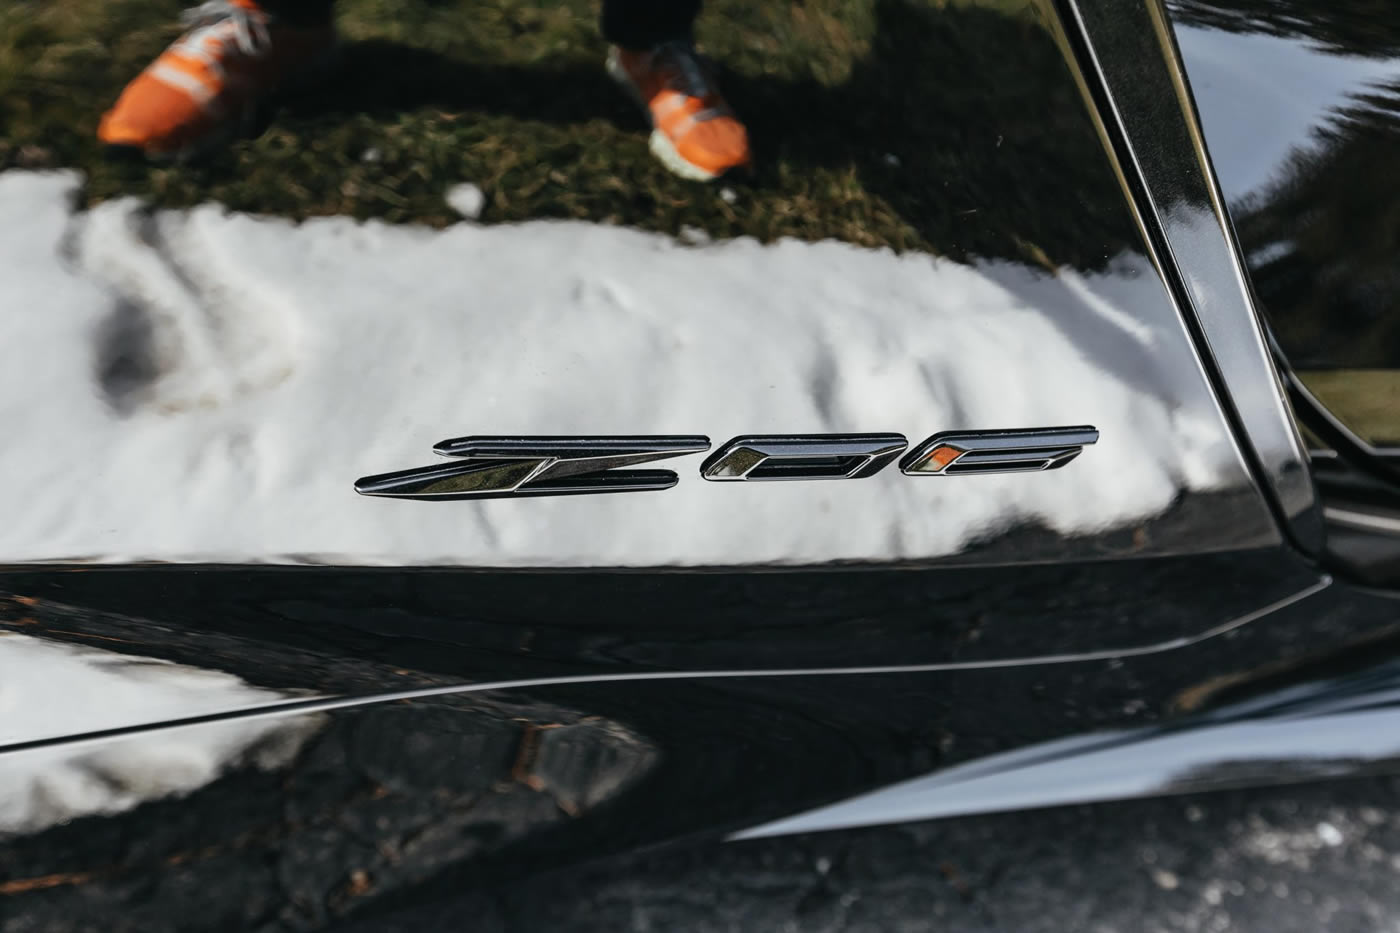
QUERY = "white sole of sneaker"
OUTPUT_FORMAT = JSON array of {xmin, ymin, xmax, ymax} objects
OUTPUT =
[
  {"xmin": 605, "ymin": 48, "xmax": 721, "ymax": 183},
  {"xmin": 647, "ymin": 128, "xmax": 720, "ymax": 182}
]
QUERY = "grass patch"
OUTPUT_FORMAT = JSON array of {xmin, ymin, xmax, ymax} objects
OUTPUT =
[
  {"xmin": 1300, "ymin": 370, "xmax": 1400, "ymax": 446},
  {"xmin": 0, "ymin": 0, "xmax": 1136, "ymax": 266}
]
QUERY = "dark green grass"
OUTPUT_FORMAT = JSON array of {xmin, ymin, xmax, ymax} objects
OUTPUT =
[{"xmin": 0, "ymin": 0, "xmax": 1134, "ymax": 266}]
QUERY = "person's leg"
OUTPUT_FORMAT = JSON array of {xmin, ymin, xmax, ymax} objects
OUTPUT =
[
  {"xmin": 98, "ymin": 0, "xmax": 337, "ymax": 158},
  {"xmin": 600, "ymin": 0, "xmax": 702, "ymax": 51},
  {"xmin": 601, "ymin": 0, "xmax": 749, "ymax": 181},
  {"xmin": 258, "ymin": 0, "xmax": 336, "ymax": 25}
]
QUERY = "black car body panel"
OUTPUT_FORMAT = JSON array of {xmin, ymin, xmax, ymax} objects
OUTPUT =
[{"xmin": 4, "ymin": 0, "xmax": 1400, "ymax": 928}]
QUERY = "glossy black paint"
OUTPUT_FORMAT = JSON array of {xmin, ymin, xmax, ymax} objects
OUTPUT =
[
  {"xmin": 4, "ymin": 569, "xmax": 1400, "ymax": 930},
  {"xmin": 1171, "ymin": 1, "xmax": 1400, "ymax": 585},
  {"xmin": 1065, "ymin": 0, "xmax": 1321, "ymax": 551},
  {"xmin": 0, "ymin": 0, "xmax": 1282, "ymax": 569},
  {"xmin": 0, "ymin": 550, "xmax": 1319, "ymax": 716},
  {"xmin": 1172, "ymin": 0, "xmax": 1400, "ymax": 373},
  {"xmin": 5, "ymin": 0, "xmax": 1400, "ymax": 930}
]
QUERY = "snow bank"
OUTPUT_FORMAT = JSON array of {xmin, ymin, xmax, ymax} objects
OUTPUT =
[
  {"xmin": 0, "ymin": 170, "xmax": 1243, "ymax": 565},
  {"xmin": 0, "ymin": 633, "xmax": 321, "ymax": 834}
]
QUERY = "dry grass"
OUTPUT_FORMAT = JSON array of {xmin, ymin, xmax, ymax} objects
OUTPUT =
[
  {"xmin": 0, "ymin": 0, "xmax": 1134, "ymax": 267},
  {"xmin": 1300, "ymin": 370, "xmax": 1400, "ymax": 446}
]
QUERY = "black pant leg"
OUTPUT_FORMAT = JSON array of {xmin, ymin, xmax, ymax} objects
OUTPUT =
[
  {"xmin": 600, "ymin": 0, "xmax": 703, "ymax": 50},
  {"xmin": 257, "ymin": 0, "xmax": 336, "ymax": 25}
]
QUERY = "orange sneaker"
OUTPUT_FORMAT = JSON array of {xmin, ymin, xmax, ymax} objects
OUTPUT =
[
  {"xmin": 606, "ymin": 41, "xmax": 751, "ymax": 182},
  {"xmin": 97, "ymin": 0, "xmax": 335, "ymax": 159}
]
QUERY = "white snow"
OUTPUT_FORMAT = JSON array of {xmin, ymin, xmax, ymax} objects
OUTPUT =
[
  {"xmin": 0, "ymin": 169, "xmax": 1246, "ymax": 566},
  {"xmin": 0, "ymin": 632, "xmax": 322, "ymax": 834}
]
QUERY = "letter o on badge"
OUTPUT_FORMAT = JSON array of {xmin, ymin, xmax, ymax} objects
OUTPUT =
[{"xmin": 700, "ymin": 435, "xmax": 909, "ymax": 481}]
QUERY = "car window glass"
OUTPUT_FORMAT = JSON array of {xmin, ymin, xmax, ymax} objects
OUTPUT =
[{"xmin": 1171, "ymin": 1, "xmax": 1400, "ymax": 447}]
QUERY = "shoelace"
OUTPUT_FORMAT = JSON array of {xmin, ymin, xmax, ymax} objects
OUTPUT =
[
  {"xmin": 651, "ymin": 41, "xmax": 726, "ymax": 121},
  {"xmin": 653, "ymin": 41, "xmax": 714, "ymax": 99},
  {"xmin": 178, "ymin": 0, "xmax": 272, "ymax": 58}
]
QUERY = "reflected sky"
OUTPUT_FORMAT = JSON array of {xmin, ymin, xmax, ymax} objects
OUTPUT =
[{"xmin": 1176, "ymin": 25, "xmax": 1400, "ymax": 199}]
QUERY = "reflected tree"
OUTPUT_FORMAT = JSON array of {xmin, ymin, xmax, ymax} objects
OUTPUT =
[
  {"xmin": 1168, "ymin": 0, "xmax": 1400, "ymax": 369},
  {"xmin": 1231, "ymin": 80, "xmax": 1400, "ymax": 369},
  {"xmin": 1169, "ymin": 0, "xmax": 1400, "ymax": 57}
]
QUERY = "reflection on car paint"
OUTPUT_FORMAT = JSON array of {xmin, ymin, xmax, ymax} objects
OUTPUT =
[
  {"xmin": 1174, "ymin": 2, "xmax": 1400, "ymax": 426},
  {"xmin": 4, "ymin": 0, "xmax": 1397, "ymax": 927},
  {"xmin": 0, "ymin": 0, "xmax": 1278, "ymax": 567},
  {"xmin": 736, "ymin": 652, "xmax": 1400, "ymax": 840},
  {"xmin": 0, "ymin": 633, "xmax": 323, "ymax": 834}
]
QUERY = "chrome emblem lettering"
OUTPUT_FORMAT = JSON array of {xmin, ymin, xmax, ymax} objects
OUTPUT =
[
  {"xmin": 900, "ymin": 426, "xmax": 1100, "ymax": 475},
  {"xmin": 700, "ymin": 435, "xmax": 908, "ymax": 482},
  {"xmin": 356, "ymin": 427, "xmax": 1097, "ymax": 498},
  {"xmin": 354, "ymin": 436, "xmax": 710, "ymax": 500}
]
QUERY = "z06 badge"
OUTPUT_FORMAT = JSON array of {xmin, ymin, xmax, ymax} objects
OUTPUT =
[{"xmin": 355, "ymin": 427, "xmax": 1099, "ymax": 500}]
